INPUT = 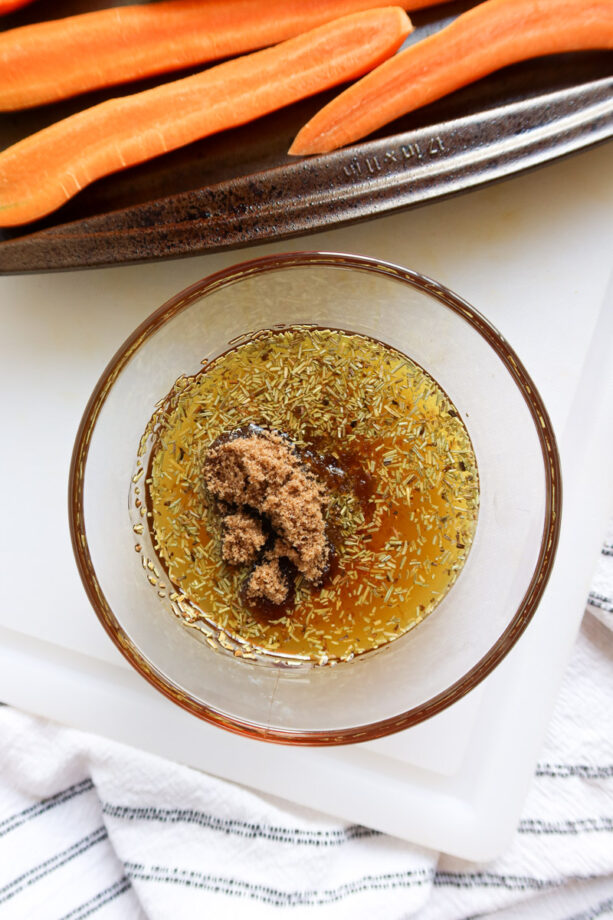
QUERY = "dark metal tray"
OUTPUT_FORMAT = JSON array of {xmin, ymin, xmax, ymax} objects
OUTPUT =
[{"xmin": 1, "ymin": 0, "xmax": 612, "ymax": 273}]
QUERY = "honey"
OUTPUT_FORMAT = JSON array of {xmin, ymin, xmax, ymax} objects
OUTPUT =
[{"xmin": 133, "ymin": 326, "xmax": 479, "ymax": 665}]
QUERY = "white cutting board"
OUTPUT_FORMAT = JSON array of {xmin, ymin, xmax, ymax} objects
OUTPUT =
[{"xmin": 0, "ymin": 142, "xmax": 612, "ymax": 860}]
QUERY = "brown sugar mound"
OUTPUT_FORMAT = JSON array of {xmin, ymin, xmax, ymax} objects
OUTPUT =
[
  {"xmin": 203, "ymin": 427, "xmax": 330, "ymax": 604},
  {"xmin": 244, "ymin": 556, "xmax": 289, "ymax": 606},
  {"xmin": 221, "ymin": 511, "xmax": 266, "ymax": 566}
]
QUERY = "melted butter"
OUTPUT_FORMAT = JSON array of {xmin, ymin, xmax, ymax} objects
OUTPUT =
[{"xmin": 139, "ymin": 326, "xmax": 479, "ymax": 664}]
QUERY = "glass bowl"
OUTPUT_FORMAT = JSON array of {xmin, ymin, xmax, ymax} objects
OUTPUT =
[{"xmin": 69, "ymin": 251, "xmax": 561, "ymax": 745}]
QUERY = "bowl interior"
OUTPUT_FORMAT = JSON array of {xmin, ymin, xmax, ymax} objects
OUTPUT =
[{"xmin": 73, "ymin": 253, "xmax": 559, "ymax": 743}]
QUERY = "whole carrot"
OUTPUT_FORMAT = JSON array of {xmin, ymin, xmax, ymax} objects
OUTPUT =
[
  {"xmin": 290, "ymin": 0, "xmax": 613, "ymax": 155},
  {"xmin": 0, "ymin": 0, "xmax": 426, "ymax": 110},
  {"xmin": 0, "ymin": 8, "xmax": 411, "ymax": 226}
]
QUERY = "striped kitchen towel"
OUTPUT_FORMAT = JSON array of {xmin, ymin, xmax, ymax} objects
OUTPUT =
[{"xmin": 0, "ymin": 526, "xmax": 611, "ymax": 920}]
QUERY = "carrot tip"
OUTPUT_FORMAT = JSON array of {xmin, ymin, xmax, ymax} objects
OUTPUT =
[{"xmin": 288, "ymin": 0, "xmax": 613, "ymax": 156}]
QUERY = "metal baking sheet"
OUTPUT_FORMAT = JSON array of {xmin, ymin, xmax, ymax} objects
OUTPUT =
[{"xmin": 1, "ymin": 0, "xmax": 612, "ymax": 273}]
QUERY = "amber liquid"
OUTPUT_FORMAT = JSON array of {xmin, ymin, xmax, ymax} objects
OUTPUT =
[{"xmin": 137, "ymin": 326, "xmax": 479, "ymax": 665}]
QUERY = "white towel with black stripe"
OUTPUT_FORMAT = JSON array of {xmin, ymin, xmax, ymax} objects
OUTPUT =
[{"xmin": 0, "ymin": 525, "xmax": 612, "ymax": 920}]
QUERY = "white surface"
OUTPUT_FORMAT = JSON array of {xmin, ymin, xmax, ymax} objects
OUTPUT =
[{"xmin": 0, "ymin": 142, "xmax": 612, "ymax": 859}]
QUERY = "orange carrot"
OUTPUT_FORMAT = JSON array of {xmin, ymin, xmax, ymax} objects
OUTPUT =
[
  {"xmin": 0, "ymin": 8, "xmax": 411, "ymax": 226},
  {"xmin": 0, "ymin": 0, "xmax": 422, "ymax": 111},
  {"xmin": 404, "ymin": 0, "xmax": 459, "ymax": 6},
  {"xmin": 290, "ymin": 0, "xmax": 613, "ymax": 155},
  {"xmin": 0, "ymin": 0, "xmax": 36, "ymax": 14}
]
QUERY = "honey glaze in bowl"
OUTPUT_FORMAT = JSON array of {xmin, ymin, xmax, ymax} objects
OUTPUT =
[
  {"xmin": 70, "ymin": 252, "xmax": 560, "ymax": 743},
  {"xmin": 132, "ymin": 326, "xmax": 479, "ymax": 667}
]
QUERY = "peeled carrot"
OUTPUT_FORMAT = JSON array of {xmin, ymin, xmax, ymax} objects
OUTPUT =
[
  {"xmin": 0, "ymin": 0, "xmax": 36, "ymax": 14},
  {"xmin": 290, "ymin": 0, "xmax": 613, "ymax": 155},
  {"xmin": 405, "ymin": 0, "xmax": 460, "ymax": 6},
  {"xmin": 0, "ymin": 0, "xmax": 422, "ymax": 111},
  {"xmin": 0, "ymin": 8, "xmax": 411, "ymax": 226}
]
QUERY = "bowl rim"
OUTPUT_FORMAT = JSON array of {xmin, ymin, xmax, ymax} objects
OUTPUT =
[{"xmin": 69, "ymin": 250, "xmax": 562, "ymax": 746}]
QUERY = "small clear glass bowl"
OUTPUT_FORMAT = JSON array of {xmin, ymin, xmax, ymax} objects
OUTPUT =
[{"xmin": 69, "ymin": 252, "xmax": 561, "ymax": 745}]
